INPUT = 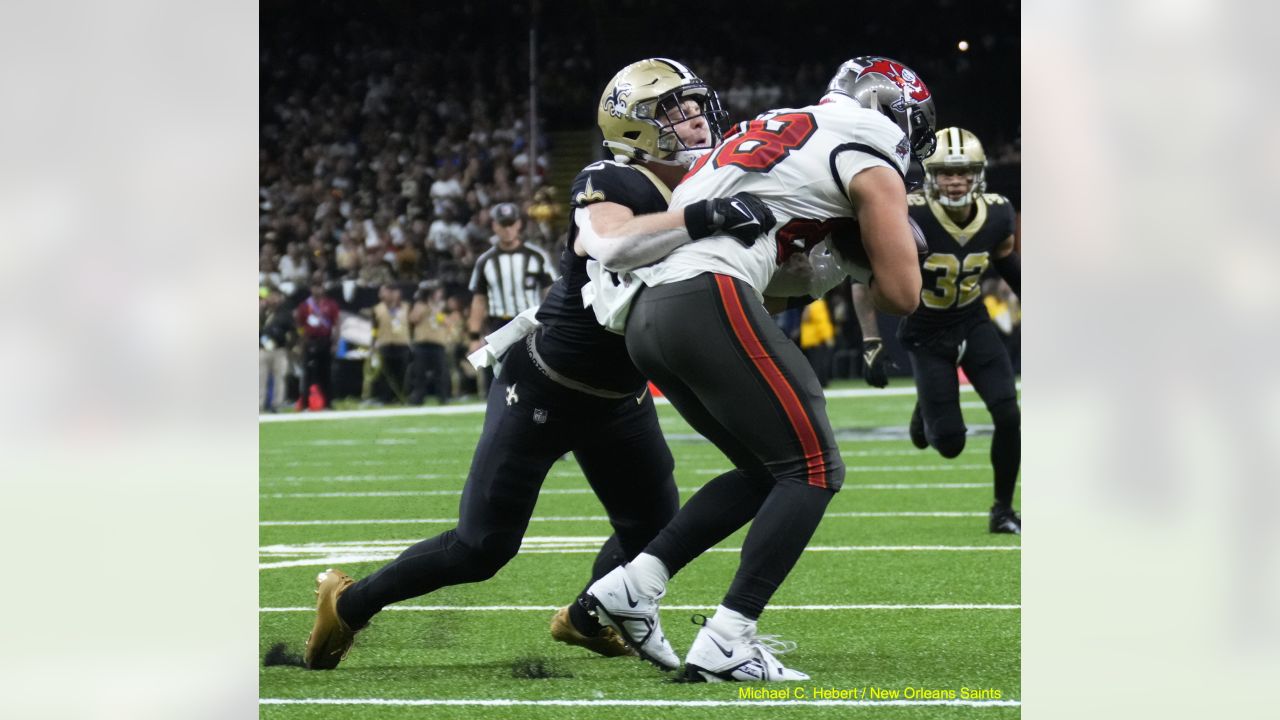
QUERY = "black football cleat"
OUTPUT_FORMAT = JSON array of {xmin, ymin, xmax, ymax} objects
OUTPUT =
[
  {"xmin": 908, "ymin": 402, "xmax": 928, "ymax": 449},
  {"xmin": 989, "ymin": 504, "xmax": 1021, "ymax": 534}
]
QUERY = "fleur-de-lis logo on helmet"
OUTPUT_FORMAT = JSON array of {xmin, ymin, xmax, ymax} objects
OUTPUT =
[{"xmin": 604, "ymin": 82, "xmax": 633, "ymax": 118}]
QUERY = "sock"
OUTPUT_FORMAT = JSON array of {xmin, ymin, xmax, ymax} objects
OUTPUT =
[
  {"xmin": 626, "ymin": 553, "xmax": 670, "ymax": 598},
  {"xmin": 707, "ymin": 604, "xmax": 756, "ymax": 639}
]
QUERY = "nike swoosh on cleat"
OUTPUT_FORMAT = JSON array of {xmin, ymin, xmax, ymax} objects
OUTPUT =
[
  {"xmin": 707, "ymin": 634, "xmax": 735, "ymax": 658},
  {"xmin": 622, "ymin": 579, "xmax": 639, "ymax": 608}
]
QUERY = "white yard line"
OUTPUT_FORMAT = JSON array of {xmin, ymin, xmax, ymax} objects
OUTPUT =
[
  {"xmin": 259, "ymin": 697, "xmax": 1020, "ymax": 708},
  {"xmin": 259, "ymin": 543, "xmax": 1018, "ymax": 569},
  {"xmin": 260, "ymin": 483, "xmax": 990, "ymax": 499},
  {"xmin": 260, "ymin": 603, "xmax": 1020, "ymax": 612},
  {"xmin": 259, "ymin": 511, "xmax": 986, "ymax": 527}
]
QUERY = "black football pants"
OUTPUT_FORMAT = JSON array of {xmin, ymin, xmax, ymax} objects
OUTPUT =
[
  {"xmin": 338, "ymin": 340, "xmax": 680, "ymax": 628},
  {"xmin": 625, "ymin": 274, "xmax": 844, "ymax": 620},
  {"xmin": 908, "ymin": 320, "xmax": 1021, "ymax": 506}
]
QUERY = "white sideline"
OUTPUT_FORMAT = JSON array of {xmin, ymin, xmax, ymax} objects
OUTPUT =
[
  {"xmin": 260, "ymin": 603, "xmax": 1020, "ymax": 612},
  {"xmin": 259, "ymin": 384, "xmax": 1017, "ymax": 424},
  {"xmin": 259, "ymin": 511, "xmax": 987, "ymax": 526},
  {"xmin": 259, "ymin": 698, "xmax": 1020, "ymax": 708},
  {"xmin": 261, "ymin": 483, "xmax": 990, "ymax": 499}
]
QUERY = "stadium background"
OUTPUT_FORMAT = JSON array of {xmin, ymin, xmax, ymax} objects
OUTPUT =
[{"xmin": 260, "ymin": 0, "xmax": 1020, "ymax": 407}]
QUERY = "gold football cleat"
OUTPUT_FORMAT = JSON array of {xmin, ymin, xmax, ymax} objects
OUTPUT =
[
  {"xmin": 303, "ymin": 568, "xmax": 358, "ymax": 670},
  {"xmin": 550, "ymin": 605, "xmax": 636, "ymax": 658}
]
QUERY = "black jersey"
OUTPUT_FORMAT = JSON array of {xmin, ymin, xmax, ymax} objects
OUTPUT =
[
  {"xmin": 533, "ymin": 160, "xmax": 671, "ymax": 394},
  {"xmin": 898, "ymin": 192, "xmax": 1017, "ymax": 348}
]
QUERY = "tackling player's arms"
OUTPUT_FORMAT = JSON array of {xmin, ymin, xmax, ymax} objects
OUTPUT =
[
  {"xmin": 849, "ymin": 166, "xmax": 921, "ymax": 315},
  {"xmin": 573, "ymin": 202, "xmax": 690, "ymax": 271}
]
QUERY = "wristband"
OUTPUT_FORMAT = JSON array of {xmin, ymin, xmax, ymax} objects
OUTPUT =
[{"xmin": 684, "ymin": 202, "xmax": 716, "ymax": 240}]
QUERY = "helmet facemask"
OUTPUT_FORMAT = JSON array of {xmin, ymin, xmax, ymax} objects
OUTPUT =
[
  {"xmin": 639, "ymin": 85, "xmax": 727, "ymax": 168},
  {"xmin": 926, "ymin": 166, "xmax": 986, "ymax": 207}
]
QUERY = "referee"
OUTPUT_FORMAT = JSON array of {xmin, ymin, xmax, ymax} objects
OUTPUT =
[{"xmin": 467, "ymin": 202, "xmax": 557, "ymax": 391}]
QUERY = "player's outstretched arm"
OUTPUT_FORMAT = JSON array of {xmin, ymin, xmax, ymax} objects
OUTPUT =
[
  {"xmin": 851, "ymin": 282, "xmax": 893, "ymax": 388},
  {"xmin": 848, "ymin": 167, "xmax": 921, "ymax": 316}
]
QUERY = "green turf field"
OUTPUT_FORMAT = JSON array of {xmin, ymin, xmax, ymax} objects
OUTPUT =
[{"xmin": 259, "ymin": 379, "xmax": 1020, "ymax": 718}]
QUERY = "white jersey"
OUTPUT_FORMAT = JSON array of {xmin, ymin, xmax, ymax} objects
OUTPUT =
[{"xmin": 634, "ymin": 96, "xmax": 910, "ymax": 296}]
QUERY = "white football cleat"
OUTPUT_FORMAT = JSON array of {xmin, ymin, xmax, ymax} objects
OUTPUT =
[
  {"xmin": 583, "ymin": 565, "xmax": 679, "ymax": 670},
  {"xmin": 681, "ymin": 615, "xmax": 810, "ymax": 682}
]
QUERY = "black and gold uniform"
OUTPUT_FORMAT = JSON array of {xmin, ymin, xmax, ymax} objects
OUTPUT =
[
  {"xmin": 333, "ymin": 159, "xmax": 680, "ymax": 636},
  {"xmin": 901, "ymin": 189, "xmax": 1021, "ymax": 529}
]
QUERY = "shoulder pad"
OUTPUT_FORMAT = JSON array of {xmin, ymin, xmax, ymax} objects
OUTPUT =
[{"xmin": 570, "ymin": 161, "xmax": 638, "ymax": 207}]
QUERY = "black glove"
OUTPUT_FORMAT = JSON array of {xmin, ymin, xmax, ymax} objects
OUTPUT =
[
  {"xmin": 685, "ymin": 192, "xmax": 776, "ymax": 247},
  {"xmin": 861, "ymin": 338, "xmax": 893, "ymax": 388}
]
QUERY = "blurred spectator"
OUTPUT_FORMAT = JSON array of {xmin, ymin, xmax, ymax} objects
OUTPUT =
[
  {"xmin": 371, "ymin": 283, "xmax": 412, "ymax": 404},
  {"xmin": 278, "ymin": 241, "xmax": 311, "ymax": 284},
  {"xmin": 429, "ymin": 164, "xmax": 465, "ymax": 216},
  {"xmin": 527, "ymin": 186, "xmax": 561, "ymax": 247},
  {"xmin": 357, "ymin": 254, "xmax": 395, "ymax": 288},
  {"xmin": 427, "ymin": 204, "xmax": 467, "ymax": 254},
  {"xmin": 334, "ymin": 233, "xmax": 364, "ymax": 276},
  {"xmin": 259, "ymin": 287, "xmax": 296, "ymax": 412},
  {"xmin": 800, "ymin": 298, "xmax": 836, "ymax": 387},
  {"xmin": 408, "ymin": 284, "xmax": 457, "ymax": 405},
  {"xmin": 294, "ymin": 279, "xmax": 340, "ymax": 410}
]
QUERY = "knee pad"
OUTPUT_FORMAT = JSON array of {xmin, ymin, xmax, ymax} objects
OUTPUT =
[
  {"xmin": 990, "ymin": 400, "xmax": 1020, "ymax": 430},
  {"xmin": 932, "ymin": 432, "xmax": 967, "ymax": 459}
]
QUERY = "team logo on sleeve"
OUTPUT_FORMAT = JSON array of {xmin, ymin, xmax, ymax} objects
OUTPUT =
[
  {"xmin": 574, "ymin": 177, "xmax": 606, "ymax": 205},
  {"xmin": 604, "ymin": 83, "xmax": 633, "ymax": 118},
  {"xmin": 895, "ymin": 134, "xmax": 911, "ymax": 160}
]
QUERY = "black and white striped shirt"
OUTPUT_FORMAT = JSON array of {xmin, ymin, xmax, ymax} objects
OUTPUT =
[{"xmin": 469, "ymin": 242, "xmax": 558, "ymax": 320}]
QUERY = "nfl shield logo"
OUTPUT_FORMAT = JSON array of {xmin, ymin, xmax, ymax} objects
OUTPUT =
[{"xmin": 533, "ymin": 408, "xmax": 548, "ymax": 424}]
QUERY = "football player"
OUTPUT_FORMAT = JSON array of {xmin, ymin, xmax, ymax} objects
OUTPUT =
[
  {"xmin": 302, "ymin": 59, "xmax": 768, "ymax": 670},
  {"xmin": 852, "ymin": 126, "xmax": 1022, "ymax": 534},
  {"xmin": 576, "ymin": 57, "xmax": 936, "ymax": 681}
]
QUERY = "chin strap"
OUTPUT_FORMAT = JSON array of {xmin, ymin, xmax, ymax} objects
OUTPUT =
[{"xmin": 935, "ymin": 193, "xmax": 977, "ymax": 208}]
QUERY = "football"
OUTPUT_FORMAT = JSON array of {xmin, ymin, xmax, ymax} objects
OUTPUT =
[
  {"xmin": 827, "ymin": 217, "xmax": 869, "ymax": 267},
  {"xmin": 828, "ymin": 215, "xmax": 930, "ymax": 267}
]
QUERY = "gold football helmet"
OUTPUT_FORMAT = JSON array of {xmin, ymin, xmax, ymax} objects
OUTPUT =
[
  {"xmin": 598, "ymin": 58, "xmax": 726, "ymax": 167},
  {"xmin": 923, "ymin": 127, "xmax": 987, "ymax": 207}
]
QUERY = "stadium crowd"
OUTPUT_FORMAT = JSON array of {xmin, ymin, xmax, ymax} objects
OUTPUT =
[{"xmin": 259, "ymin": 1, "xmax": 1020, "ymax": 411}]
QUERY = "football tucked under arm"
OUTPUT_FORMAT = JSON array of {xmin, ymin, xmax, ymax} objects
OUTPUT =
[{"xmin": 828, "ymin": 215, "xmax": 928, "ymax": 283}]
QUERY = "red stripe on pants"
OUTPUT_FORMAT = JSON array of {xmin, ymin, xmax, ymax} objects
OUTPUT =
[{"xmin": 713, "ymin": 274, "xmax": 827, "ymax": 489}]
